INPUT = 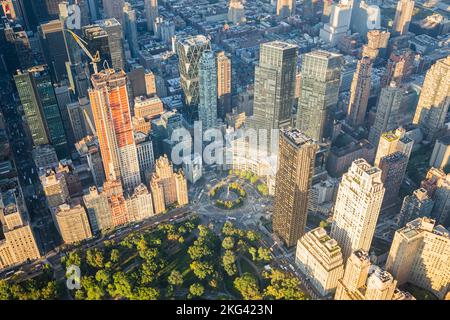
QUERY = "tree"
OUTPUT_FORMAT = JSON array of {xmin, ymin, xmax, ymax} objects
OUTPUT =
[
  {"xmin": 263, "ymin": 269, "xmax": 306, "ymax": 300},
  {"xmin": 221, "ymin": 221, "xmax": 235, "ymax": 236},
  {"xmin": 133, "ymin": 287, "xmax": 160, "ymax": 300},
  {"xmin": 248, "ymin": 247, "xmax": 257, "ymax": 261},
  {"xmin": 40, "ymin": 281, "xmax": 58, "ymax": 300},
  {"xmin": 246, "ymin": 230, "xmax": 259, "ymax": 242},
  {"xmin": 233, "ymin": 273, "xmax": 262, "ymax": 300},
  {"xmin": 257, "ymin": 184, "xmax": 269, "ymax": 196},
  {"xmin": 95, "ymin": 269, "xmax": 111, "ymax": 286},
  {"xmin": 0, "ymin": 280, "xmax": 11, "ymax": 300},
  {"xmin": 110, "ymin": 249, "xmax": 120, "ymax": 263},
  {"xmin": 188, "ymin": 244, "xmax": 212, "ymax": 260},
  {"xmin": 190, "ymin": 261, "xmax": 214, "ymax": 280},
  {"xmin": 63, "ymin": 250, "xmax": 81, "ymax": 268},
  {"xmin": 86, "ymin": 248, "xmax": 104, "ymax": 269},
  {"xmin": 110, "ymin": 272, "xmax": 134, "ymax": 299},
  {"xmin": 257, "ymin": 247, "xmax": 271, "ymax": 262},
  {"xmin": 319, "ymin": 220, "xmax": 329, "ymax": 229},
  {"xmin": 168, "ymin": 270, "xmax": 183, "ymax": 287},
  {"xmin": 222, "ymin": 250, "xmax": 237, "ymax": 276},
  {"xmin": 221, "ymin": 236, "xmax": 235, "ymax": 250},
  {"xmin": 189, "ymin": 283, "xmax": 204, "ymax": 297}
]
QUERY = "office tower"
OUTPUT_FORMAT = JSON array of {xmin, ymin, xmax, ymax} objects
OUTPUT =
[
  {"xmin": 362, "ymin": 29, "xmax": 390, "ymax": 60},
  {"xmin": 331, "ymin": 159, "xmax": 385, "ymax": 260},
  {"xmin": 14, "ymin": 69, "xmax": 50, "ymax": 147},
  {"xmin": 134, "ymin": 96, "xmax": 163, "ymax": 120},
  {"xmin": 145, "ymin": 70, "xmax": 157, "ymax": 96},
  {"xmin": 102, "ymin": 0, "xmax": 124, "ymax": 25},
  {"xmin": 14, "ymin": 66, "xmax": 69, "ymax": 158},
  {"xmin": 378, "ymin": 152, "xmax": 408, "ymax": 207},
  {"xmin": 198, "ymin": 50, "xmax": 218, "ymax": 130},
  {"xmin": 273, "ymin": 129, "xmax": 317, "ymax": 247},
  {"xmin": 250, "ymin": 41, "xmax": 297, "ymax": 146},
  {"xmin": 399, "ymin": 188, "xmax": 434, "ymax": 227},
  {"xmin": 319, "ymin": 1, "xmax": 352, "ymax": 46},
  {"xmin": 216, "ymin": 51, "xmax": 231, "ymax": 119},
  {"xmin": 150, "ymin": 155, "xmax": 189, "ymax": 209},
  {"xmin": 75, "ymin": 136, "xmax": 105, "ymax": 186},
  {"xmin": 144, "ymin": 0, "xmax": 158, "ymax": 32},
  {"xmin": 413, "ymin": 57, "xmax": 450, "ymax": 140},
  {"xmin": 386, "ymin": 217, "xmax": 450, "ymax": 299},
  {"xmin": 82, "ymin": 24, "xmax": 110, "ymax": 67},
  {"xmin": 364, "ymin": 266, "xmax": 398, "ymax": 300},
  {"xmin": 374, "ymin": 128, "xmax": 413, "ymax": 167},
  {"xmin": 228, "ymin": 0, "xmax": 245, "ymax": 24},
  {"xmin": 392, "ymin": 0, "xmax": 415, "ymax": 36},
  {"xmin": 295, "ymin": 227, "xmax": 345, "ymax": 297},
  {"xmin": 347, "ymin": 57, "xmax": 372, "ymax": 127},
  {"xmin": 32, "ymin": 144, "xmax": 59, "ymax": 170},
  {"xmin": 11, "ymin": 30, "xmax": 34, "ymax": 70},
  {"xmin": 176, "ymin": 35, "xmax": 211, "ymax": 122},
  {"xmin": 67, "ymin": 99, "xmax": 90, "ymax": 142},
  {"xmin": 55, "ymin": 203, "xmax": 92, "ymax": 244},
  {"xmin": 125, "ymin": 184, "xmax": 154, "ymax": 222},
  {"xmin": 38, "ymin": 19, "xmax": 69, "ymax": 83},
  {"xmin": 159, "ymin": 19, "xmax": 175, "ymax": 44},
  {"xmin": 40, "ymin": 168, "xmax": 69, "ymax": 208},
  {"xmin": 83, "ymin": 186, "xmax": 112, "ymax": 234},
  {"xmin": 183, "ymin": 153, "xmax": 202, "ymax": 184},
  {"xmin": 350, "ymin": 0, "xmax": 381, "ymax": 39},
  {"xmin": 382, "ymin": 49, "xmax": 415, "ymax": 87},
  {"xmin": 277, "ymin": 0, "xmax": 295, "ymax": 18},
  {"xmin": 54, "ymin": 84, "xmax": 76, "ymax": 149},
  {"xmin": 123, "ymin": 2, "xmax": 138, "ymax": 58},
  {"xmin": 0, "ymin": 189, "xmax": 41, "ymax": 269},
  {"xmin": 89, "ymin": 69, "xmax": 141, "ymax": 191},
  {"xmin": 128, "ymin": 65, "xmax": 146, "ymax": 99},
  {"xmin": 430, "ymin": 136, "xmax": 450, "ymax": 170},
  {"xmin": 368, "ymin": 83, "xmax": 403, "ymax": 148},
  {"xmin": 135, "ymin": 132, "xmax": 155, "ymax": 183},
  {"xmin": 322, "ymin": 0, "xmax": 334, "ymax": 23},
  {"xmin": 296, "ymin": 51, "xmax": 342, "ymax": 142},
  {"xmin": 98, "ymin": 18, "xmax": 125, "ymax": 71}
]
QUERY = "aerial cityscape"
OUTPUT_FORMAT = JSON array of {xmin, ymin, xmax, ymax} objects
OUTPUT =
[{"xmin": 0, "ymin": 0, "xmax": 449, "ymax": 303}]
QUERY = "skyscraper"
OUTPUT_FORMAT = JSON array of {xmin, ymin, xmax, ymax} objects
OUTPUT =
[
  {"xmin": 144, "ymin": 0, "xmax": 158, "ymax": 32},
  {"xmin": 250, "ymin": 41, "xmax": 298, "ymax": 149},
  {"xmin": 98, "ymin": 18, "xmax": 125, "ymax": 71},
  {"xmin": 83, "ymin": 186, "xmax": 113, "ymax": 234},
  {"xmin": 399, "ymin": 188, "xmax": 434, "ymax": 227},
  {"xmin": 176, "ymin": 35, "xmax": 211, "ymax": 122},
  {"xmin": 412, "ymin": 56, "xmax": 450, "ymax": 140},
  {"xmin": 126, "ymin": 183, "xmax": 154, "ymax": 222},
  {"xmin": 198, "ymin": 50, "xmax": 218, "ymax": 130},
  {"xmin": 374, "ymin": 128, "xmax": 413, "ymax": 167},
  {"xmin": 228, "ymin": 0, "xmax": 246, "ymax": 24},
  {"xmin": 277, "ymin": 0, "xmax": 295, "ymax": 19},
  {"xmin": 296, "ymin": 50, "xmax": 343, "ymax": 142},
  {"xmin": 382, "ymin": 49, "xmax": 415, "ymax": 87},
  {"xmin": 346, "ymin": 56, "xmax": 372, "ymax": 127},
  {"xmin": 386, "ymin": 217, "xmax": 450, "ymax": 299},
  {"xmin": 392, "ymin": 0, "xmax": 415, "ymax": 36},
  {"xmin": 273, "ymin": 129, "xmax": 317, "ymax": 247},
  {"xmin": 319, "ymin": 1, "xmax": 352, "ymax": 46},
  {"xmin": 40, "ymin": 168, "xmax": 70, "ymax": 209},
  {"xmin": 362, "ymin": 29, "xmax": 390, "ymax": 60},
  {"xmin": 368, "ymin": 83, "xmax": 403, "ymax": 148},
  {"xmin": 123, "ymin": 2, "xmax": 138, "ymax": 58},
  {"xmin": 216, "ymin": 51, "xmax": 231, "ymax": 119},
  {"xmin": 55, "ymin": 203, "xmax": 92, "ymax": 244},
  {"xmin": 14, "ymin": 65, "xmax": 69, "ymax": 158},
  {"xmin": 331, "ymin": 159, "xmax": 385, "ymax": 260},
  {"xmin": 102, "ymin": 0, "xmax": 124, "ymax": 25},
  {"xmin": 378, "ymin": 152, "xmax": 408, "ymax": 207},
  {"xmin": 89, "ymin": 69, "xmax": 141, "ymax": 191}
]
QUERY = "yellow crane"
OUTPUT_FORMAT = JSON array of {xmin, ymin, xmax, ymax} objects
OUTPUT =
[{"xmin": 65, "ymin": 29, "xmax": 101, "ymax": 74}]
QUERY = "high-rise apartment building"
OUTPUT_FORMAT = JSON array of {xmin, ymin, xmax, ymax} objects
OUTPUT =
[
  {"xmin": 412, "ymin": 56, "xmax": 450, "ymax": 140},
  {"xmin": 295, "ymin": 227, "xmax": 345, "ymax": 297},
  {"xmin": 14, "ymin": 65, "xmax": 69, "ymax": 158},
  {"xmin": 331, "ymin": 159, "xmax": 385, "ymax": 260},
  {"xmin": 347, "ymin": 56, "xmax": 372, "ymax": 127},
  {"xmin": 382, "ymin": 49, "xmax": 415, "ymax": 87},
  {"xmin": 126, "ymin": 184, "xmax": 154, "ymax": 222},
  {"xmin": 362, "ymin": 29, "xmax": 390, "ymax": 60},
  {"xmin": 198, "ymin": 50, "xmax": 218, "ymax": 130},
  {"xmin": 386, "ymin": 217, "xmax": 450, "ymax": 299},
  {"xmin": 134, "ymin": 95, "xmax": 163, "ymax": 120},
  {"xmin": 368, "ymin": 83, "xmax": 403, "ymax": 148},
  {"xmin": 277, "ymin": 0, "xmax": 295, "ymax": 19},
  {"xmin": 228, "ymin": 0, "xmax": 246, "ymax": 24},
  {"xmin": 40, "ymin": 168, "xmax": 70, "ymax": 209},
  {"xmin": 103, "ymin": 179, "xmax": 129, "ymax": 227},
  {"xmin": 273, "ymin": 129, "xmax": 317, "ymax": 247},
  {"xmin": 55, "ymin": 203, "xmax": 92, "ymax": 244},
  {"xmin": 0, "ymin": 189, "xmax": 40, "ymax": 269},
  {"xmin": 89, "ymin": 69, "xmax": 141, "ymax": 191},
  {"xmin": 430, "ymin": 136, "xmax": 450, "ymax": 170},
  {"xmin": 135, "ymin": 131, "xmax": 155, "ymax": 183},
  {"xmin": 32, "ymin": 144, "xmax": 59, "ymax": 170},
  {"xmin": 296, "ymin": 50, "xmax": 343, "ymax": 142},
  {"xmin": 176, "ymin": 35, "xmax": 211, "ymax": 122},
  {"xmin": 144, "ymin": 0, "xmax": 158, "ymax": 32},
  {"xmin": 83, "ymin": 186, "xmax": 113, "ymax": 234},
  {"xmin": 392, "ymin": 0, "xmax": 415, "ymax": 36},
  {"xmin": 399, "ymin": 188, "xmax": 434, "ymax": 227},
  {"xmin": 250, "ymin": 41, "xmax": 298, "ymax": 149},
  {"xmin": 378, "ymin": 152, "xmax": 408, "ymax": 207},
  {"xmin": 216, "ymin": 51, "xmax": 231, "ymax": 119},
  {"xmin": 374, "ymin": 128, "xmax": 413, "ymax": 167}
]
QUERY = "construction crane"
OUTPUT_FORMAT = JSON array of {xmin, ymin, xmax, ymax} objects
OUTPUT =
[{"xmin": 65, "ymin": 29, "xmax": 101, "ymax": 74}]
